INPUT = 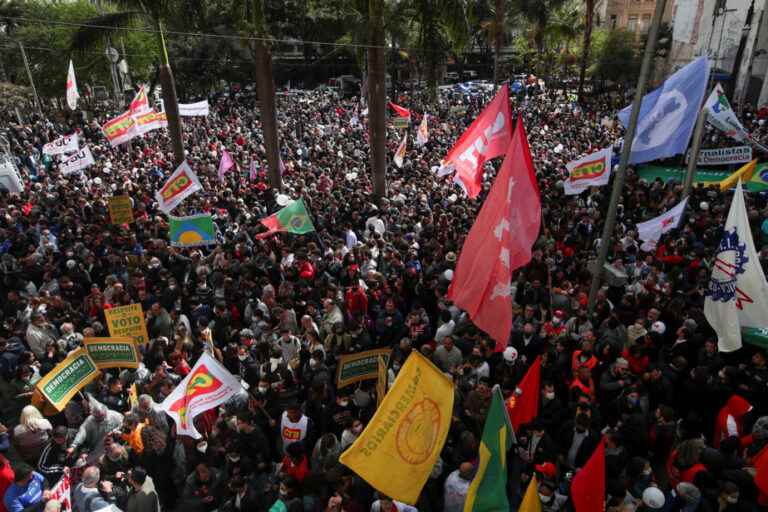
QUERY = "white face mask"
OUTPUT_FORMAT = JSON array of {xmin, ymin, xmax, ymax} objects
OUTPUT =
[
  {"xmin": 539, "ymin": 493, "xmax": 553, "ymax": 503},
  {"xmin": 339, "ymin": 400, "xmax": 349, "ymax": 407},
  {"xmin": 238, "ymin": 354, "xmax": 248, "ymax": 361},
  {"xmin": 258, "ymin": 386, "xmax": 269, "ymax": 393},
  {"xmin": 544, "ymin": 392, "xmax": 555, "ymax": 400},
  {"xmin": 725, "ymin": 496, "xmax": 738, "ymax": 504}
]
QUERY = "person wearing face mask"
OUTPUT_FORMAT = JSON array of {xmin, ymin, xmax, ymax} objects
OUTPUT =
[
  {"xmin": 235, "ymin": 411, "xmax": 271, "ymax": 471},
  {"xmin": 538, "ymin": 382, "xmax": 565, "ymax": 430},
  {"xmin": 330, "ymin": 392, "xmax": 358, "ymax": 438},
  {"xmin": 443, "ymin": 462, "xmax": 473, "ymax": 512},
  {"xmin": 512, "ymin": 322, "xmax": 544, "ymax": 364},
  {"xmin": 340, "ymin": 419, "xmax": 364, "ymax": 450},
  {"xmin": 279, "ymin": 404, "xmax": 314, "ymax": 456},
  {"xmin": 537, "ymin": 479, "xmax": 568, "ymax": 512},
  {"xmin": 270, "ymin": 476, "xmax": 303, "ymax": 512},
  {"xmin": 541, "ymin": 310, "xmax": 567, "ymax": 340},
  {"xmin": 571, "ymin": 339, "xmax": 599, "ymax": 374}
]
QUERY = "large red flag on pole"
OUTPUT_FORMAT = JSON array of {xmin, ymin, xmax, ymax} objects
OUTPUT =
[
  {"xmin": 447, "ymin": 116, "xmax": 541, "ymax": 350},
  {"xmin": 571, "ymin": 438, "xmax": 606, "ymax": 512},
  {"xmin": 388, "ymin": 101, "xmax": 411, "ymax": 118},
  {"xmin": 506, "ymin": 356, "xmax": 541, "ymax": 430},
  {"xmin": 442, "ymin": 84, "xmax": 512, "ymax": 198}
]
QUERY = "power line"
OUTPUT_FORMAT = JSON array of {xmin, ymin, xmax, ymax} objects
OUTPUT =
[{"xmin": 4, "ymin": 15, "xmax": 399, "ymax": 51}]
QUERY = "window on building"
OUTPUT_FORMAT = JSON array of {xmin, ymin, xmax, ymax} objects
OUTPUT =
[
  {"xmin": 611, "ymin": 14, "xmax": 617, "ymax": 29},
  {"xmin": 641, "ymin": 13, "xmax": 652, "ymax": 33},
  {"xmin": 627, "ymin": 15, "xmax": 639, "ymax": 32}
]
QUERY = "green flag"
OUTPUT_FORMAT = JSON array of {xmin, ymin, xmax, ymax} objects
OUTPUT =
[
  {"xmin": 463, "ymin": 387, "xmax": 514, "ymax": 512},
  {"xmin": 258, "ymin": 198, "xmax": 315, "ymax": 238}
]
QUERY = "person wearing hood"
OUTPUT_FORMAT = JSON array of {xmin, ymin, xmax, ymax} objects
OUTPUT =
[{"xmin": 713, "ymin": 395, "xmax": 754, "ymax": 449}]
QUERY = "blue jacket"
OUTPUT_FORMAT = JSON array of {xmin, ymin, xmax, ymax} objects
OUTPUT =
[{"xmin": 3, "ymin": 471, "xmax": 44, "ymax": 512}]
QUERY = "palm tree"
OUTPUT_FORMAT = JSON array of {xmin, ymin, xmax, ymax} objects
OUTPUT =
[
  {"xmin": 369, "ymin": 0, "xmax": 387, "ymax": 199},
  {"xmin": 71, "ymin": 1, "xmax": 185, "ymax": 165},
  {"xmin": 577, "ymin": 0, "xmax": 596, "ymax": 99},
  {"xmin": 545, "ymin": 2, "xmax": 582, "ymax": 78},
  {"xmin": 0, "ymin": 0, "xmax": 23, "ymax": 83},
  {"xmin": 512, "ymin": 0, "xmax": 568, "ymax": 52}
]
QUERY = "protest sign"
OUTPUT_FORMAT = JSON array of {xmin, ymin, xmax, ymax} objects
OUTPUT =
[
  {"xmin": 43, "ymin": 134, "xmax": 78, "ymax": 156},
  {"xmin": 108, "ymin": 195, "xmax": 134, "ymax": 224},
  {"xmin": 105, "ymin": 303, "xmax": 149, "ymax": 344},
  {"xmin": 336, "ymin": 348, "xmax": 391, "ymax": 388},
  {"xmin": 685, "ymin": 146, "xmax": 752, "ymax": 166},
  {"xmin": 35, "ymin": 348, "xmax": 99, "ymax": 411},
  {"xmin": 392, "ymin": 117, "xmax": 410, "ymax": 129},
  {"xmin": 83, "ymin": 336, "xmax": 140, "ymax": 369},
  {"xmin": 59, "ymin": 146, "xmax": 95, "ymax": 176},
  {"xmin": 178, "ymin": 100, "xmax": 210, "ymax": 116}
]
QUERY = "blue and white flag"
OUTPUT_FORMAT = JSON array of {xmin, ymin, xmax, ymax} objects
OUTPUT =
[{"xmin": 618, "ymin": 56, "xmax": 710, "ymax": 164}]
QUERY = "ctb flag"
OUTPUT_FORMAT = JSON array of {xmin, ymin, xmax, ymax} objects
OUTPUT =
[
  {"xmin": 443, "ymin": 84, "xmax": 512, "ymax": 198},
  {"xmin": 160, "ymin": 352, "xmax": 241, "ymax": 439},
  {"xmin": 155, "ymin": 160, "xmax": 203, "ymax": 214},
  {"xmin": 257, "ymin": 198, "xmax": 316, "ymax": 239},
  {"xmin": 340, "ymin": 352, "xmax": 454, "ymax": 505},
  {"xmin": 636, "ymin": 196, "xmax": 689, "ymax": 242},
  {"xmin": 129, "ymin": 85, "xmax": 150, "ymax": 115},
  {"xmin": 448, "ymin": 116, "xmax": 541, "ymax": 349},
  {"xmin": 416, "ymin": 114, "xmax": 429, "ymax": 146},
  {"xmin": 464, "ymin": 387, "xmax": 514, "ymax": 512},
  {"xmin": 563, "ymin": 147, "xmax": 613, "ymax": 195},
  {"xmin": 389, "ymin": 101, "xmax": 411, "ymax": 118},
  {"xmin": 704, "ymin": 180, "xmax": 768, "ymax": 352},
  {"xmin": 570, "ymin": 438, "xmax": 605, "ymax": 512},
  {"xmin": 506, "ymin": 356, "xmax": 541, "ymax": 430},
  {"xmin": 66, "ymin": 60, "xmax": 79, "ymax": 111},
  {"xmin": 394, "ymin": 132, "xmax": 407, "ymax": 168},
  {"xmin": 617, "ymin": 56, "xmax": 710, "ymax": 164}
]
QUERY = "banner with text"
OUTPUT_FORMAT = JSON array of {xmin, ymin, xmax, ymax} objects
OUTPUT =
[
  {"xmin": 35, "ymin": 348, "xmax": 99, "ymax": 411},
  {"xmin": 336, "ymin": 348, "xmax": 392, "ymax": 388},
  {"xmin": 59, "ymin": 146, "xmax": 95, "ymax": 176},
  {"xmin": 108, "ymin": 195, "xmax": 134, "ymax": 224},
  {"xmin": 83, "ymin": 336, "xmax": 140, "ymax": 369},
  {"xmin": 104, "ymin": 303, "xmax": 149, "ymax": 344},
  {"xmin": 685, "ymin": 146, "xmax": 752, "ymax": 166},
  {"xmin": 43, "ymin": 134, "xmax": 78, "ymax": 156}
]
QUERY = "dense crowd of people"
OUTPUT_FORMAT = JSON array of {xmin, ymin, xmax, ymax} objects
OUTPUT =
[{"xmin": 0, "ymin": 77, "xmax": 767, "ymax": 512}]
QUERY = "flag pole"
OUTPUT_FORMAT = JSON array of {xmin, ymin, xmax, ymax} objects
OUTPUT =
[
  {"xmin": 587, "ymin": 0, "xmax": 668, "ymax": 314},
  {"xmin": 683, "ymin": 108, "xmax": 707, "ymax": 197}
]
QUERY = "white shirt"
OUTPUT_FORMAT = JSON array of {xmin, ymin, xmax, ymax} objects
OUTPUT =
[
  {"xmin": 370, "ymin": 500, "xmax": 418, "ymax": 512},
  {"xmin": 443, "ymin": 470, "xmax": 471, "ymax": 512},
  {"xmin": 435, "ymin": 320, "xmax": 455, "ymax": 343},
  {"xmin": 346, "ymin": 229, "xmax": 359, "ymax": 249}
]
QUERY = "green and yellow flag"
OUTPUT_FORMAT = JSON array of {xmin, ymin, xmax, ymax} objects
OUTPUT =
[
  {"xmin": 464, "ymin": 387, "xmax": 514, "ymax": 512},
  {"xmin": 340, "ymin": 351, "xmax": 454, "ymax": 505},
  {"xmin": 257, "ymin": 198, "xmax": 316, "ymax": 239},
  {"xmin": 519, "ymin": 475, "xmax": 542, "ymax": 512}
]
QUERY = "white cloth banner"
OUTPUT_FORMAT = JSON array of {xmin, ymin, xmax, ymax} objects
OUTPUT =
[
  {"xmin": 155, "ymin": 160, "xmax": 203, "ymax": 214},
  {"xmin": 43, "ymin": 134, "xmax": 79, "ymax": 156},
  {"xmin": 59, "ymin": 146, "xmax": 95, "ymax": 176},
  {"xmin": 686, "ymin": 145, "xmax": 753, "ymax": 166},
  {"xmin": 636, "ymin": 196, "xmax": 689, "ymax": 242},
  {"xmin": 416, "ymin": 114, "xmax": 429, "ymax": 146},
  {"xmin": 66, "ymin": 60, "xmax": 79, "ymax": 111},
  {"xmin": 394, "ymin": 133, "xmax": 407, "ymax": 168},
  {"xmin": 704, "ymin": 180, "xmax": 768, "ymax": 352},
  {"xmin": 705, "ymin": 83, "xmax": 751, "ymax": 142},
  {"xmin": 563, "ymin": 147, "xmax": 613, "ymax": 195},
  {"xmin": 160, "ymin": 352, "xmax": 241, "ymax": 438},
  {"xmin": 178, "ymin": 100, "xmax": 210, "ymax": 117}
]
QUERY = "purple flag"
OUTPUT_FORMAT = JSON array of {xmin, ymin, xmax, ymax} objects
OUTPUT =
[
  {"xmin": 249, "ymin": 160, "xmax": 258, "ymax": 180},
  {"xmin": 218, "ymin": 148, "xmax": 234, "ymax": 182}
]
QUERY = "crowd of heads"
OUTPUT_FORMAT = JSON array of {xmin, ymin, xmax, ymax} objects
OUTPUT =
[{"xmin": 0, "ymin": 79, "xmax": 767, "ymax": 512}]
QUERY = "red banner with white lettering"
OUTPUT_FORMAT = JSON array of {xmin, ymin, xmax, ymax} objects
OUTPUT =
[
  {"xmin": 49, "ymin": 473, "xmax": 72, "ymax": 512},
  {"xmin": 443, "ymin": 85, "xmax": 512, "ymax": 198}
]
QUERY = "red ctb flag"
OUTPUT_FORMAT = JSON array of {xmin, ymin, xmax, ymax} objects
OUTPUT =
[
  {"xmin": 443, "ymin": 84, "xmax": 512, "ymax": 198},
  {"xmin": 448, "ymin": 116, "xmax": 541, "ymax": 348},
  {"xmin": 571, "ymin": 438, "xmax": 606, "ymax": 512},
  {"xmin": 507, "ymin": 356, "xmax": 541, "ymax": 429},
  {"xmin": 130, "ymin": 85, "xmax": 150, "ymax": 115},
  {"xmin": 389, "ymin": 101, "xmax": 411, "ymax": 118}
]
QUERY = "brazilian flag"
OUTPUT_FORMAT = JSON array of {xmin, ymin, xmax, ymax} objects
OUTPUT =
[
  {"xmin": 258, "ymin": 198, "xmax": 315, "ymax": 237},
  {"xmin": 749, "ymin": 165, "xmax": 768, "ymax": 192},
  {"xmin": 464, "ymin": 387, "xmax": 514, "ymax": 512},
  {"xmin": 168, "ymin": 213, "xmax": 217, "ymax": 247}
]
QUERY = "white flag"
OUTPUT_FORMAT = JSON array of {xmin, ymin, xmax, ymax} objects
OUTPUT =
[
  {"xmin": 704, "ymin": 180, "xmax": 768, "ymax": 352},
  {"xmin": 178, "ymin": 100, "xmax": 210, "ymax": 117},
  {"xmin": 66, "ymin": 60, "xmax": 79, "ymax": 111},
  {"xmin": 416, "ymin": 114, "xmax": 429, "ymax": 146},
  {"xmin": 563, "ymin": 147, "xmax": 613, "ymax": 195},
  {"xmin": 636, "ymin": 197, "xmax": 689, "ymax": 242},
  {"xmin": 43, "ymin": 134, "xmax": 79, "ymax": 156},
  {"xmin": 704, "ymin": 83, "xmax": 751, "ymax": 142},
  {"xmin": 155, "ymin": 160, "xmax": 203, "ymax": 214},
  {"xmin": 394, "ymin": 133, "xmax": 407, "ymax": 168},
  {"xmin": 160, "ymin": 352, "xmax": 241, "ymax": 439},
  {"xmin": 59, "ymin": 146, "xmax": 95, "ymax": 176}
]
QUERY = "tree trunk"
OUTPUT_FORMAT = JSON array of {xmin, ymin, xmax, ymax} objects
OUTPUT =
[
  {"xmin": 254, "ymin": 41, "xmax": 282, "ymax": 191},
  {"xmin": 493, "ymin": 0, "xmax": 505, "ymax": 89},
  {"xmin": 368, "ymin": 0, "xmax": 387, "ymax": 200},
  {"xmin": 578, "ymin": 0, "xmax": 595, "ymax": 101},
  {"xmin": 156, "ymin": 23, "xmax": 184, "ymax": 165}
]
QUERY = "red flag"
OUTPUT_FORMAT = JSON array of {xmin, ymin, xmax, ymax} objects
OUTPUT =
[
  {"xmin": 755, "ymin": 444, "xmax": 768, "ymax": 505},
  {"xmin": 506, "ymin": 356, "xmax": 541, "ymax": 430},
  {"xmin": 447, "ymin": 116, "xmax": 541, "ymax": 349},
  {"xmin": 389, "ymin": 101, "xmax": 411, "ymax": 118},
  {"xmin": 443, "ymin": 84, "xmax": 512, "ymax": 198},
  {"xmin": 571, "ymin": 438, "xmax": 606, "ymax": 512}
]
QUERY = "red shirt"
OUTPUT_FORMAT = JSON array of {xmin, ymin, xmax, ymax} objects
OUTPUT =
[
  {"xmin": 280, "ymin": 454, "xmax": 309, "ymax": 483},
  {"xmin": 0, "ymin": 455, "xmax": 15, "ymax": 512}
]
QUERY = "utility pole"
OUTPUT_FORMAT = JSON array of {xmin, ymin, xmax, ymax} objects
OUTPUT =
[
  {"xmin": 18, "ymin": 41, "xmax": 42, "ymax": 116},
  {"xmin": 587, "ymin": 0, "xmax": 668, "ymax": 313}
]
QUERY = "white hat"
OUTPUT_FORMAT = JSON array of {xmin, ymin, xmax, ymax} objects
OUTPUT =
[
  {"xmin": 503, "ymin": 346, "xmax": 518, "ymax": 362},
  {"xmin": 642, "ymin": 487, "xmax": 665, "ymax": 509},
  {"xmin": 276, "ymin": 194, "xmax": 291, "ymax": 206},
  {"xmin": 651, "ymin": 321, "xmax": 666, "ymax": 335},
  {"xmin": 700, "ymin": 201, "xmax": 709, "ymax": 211},
  {"xmin": 443, "ymin": 269, "xmax": 454, "ymax": 281}
]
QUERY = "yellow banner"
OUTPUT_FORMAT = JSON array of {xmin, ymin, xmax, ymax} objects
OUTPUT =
[
  {"xmin": 719, "ymin": 158, "xmax": 757, "ymax": 191},
  {"xmin": 336, "ymin": 348, "xmax": 392, "ymax": 388},
  {"xmin": 108, "ymin": 195, "xmax": 134, "ymax": 225},
  {"xmin": 35, "ymin": 348, "xmax": 100, "ymax": 412},
  {"xmin": 339, "ymin": 351, "xmax": 454, "ymax": 505},
  {"xmin": 105, "ymin": 304, "xmax": 149, "ymax": 344}
]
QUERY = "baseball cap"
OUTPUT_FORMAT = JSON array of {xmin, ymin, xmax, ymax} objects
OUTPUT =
[
  {"xmin": 503, "ymin": 347, "xmax": 518, "ymax": 362},
  {"xmin": 534, "ymin": 462, "xmax": 556, "ymax": 479},
  {"xmin": 651, "ymin": 321, "xmax": 666, "ymax": 335},
  {"xmin": 642, "ymin": 487, "xmax": 665, "ymax": 509}
]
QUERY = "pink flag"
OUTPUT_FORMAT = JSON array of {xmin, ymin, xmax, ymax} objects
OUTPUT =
[
  {"xmin": 249, "ymin": 160, "xmax": 258, "ymax": 181},
  {"xmin": 218, "ymin": 149, "xmax": 234, "ymax": 182},
  {"xmin": 447, "ymin": 117, "xmax": 541, "ymax": 349}
]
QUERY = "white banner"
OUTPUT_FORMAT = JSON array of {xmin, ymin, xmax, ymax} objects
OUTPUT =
[
  {"xmin": 43, "ymin": 134, "xmax": 78, "ymax": 156},
  {"xmin": 705, "ymin": 83, "xmax": 751, "ymax": 142},
  {"xmin": 178, "ymin": 100, "xmax": 209, "ymax": 117},
  {"xmin": 66, "ymin": 60, "xmax": 79, "ymax": 111},
  {"xmin": 563, "ymin": 147, "xmax": 613, "ymax": 195},
  {"xmin": 155, "ymin": 160, "xmax": 203, "ymax": 214},
  {"xmin": 637, "ymin": 196, "xmax": 689, "ymax": 242},
  {"xmin": 686, "ymin": 145, "xmax": 753, "ymax": 166},
  {"xmin": 160, "ymin": 352, "xmax": 241, "ymax": 438},
  {"xmin": 59, "ymin": 146, "xmax": 95, "ymax": 176}
]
